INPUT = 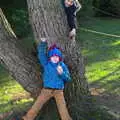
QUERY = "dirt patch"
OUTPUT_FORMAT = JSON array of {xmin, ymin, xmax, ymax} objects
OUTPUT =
[{"xmin": 89, "ymin": 87, "xmax": 120, "ymax": 116}]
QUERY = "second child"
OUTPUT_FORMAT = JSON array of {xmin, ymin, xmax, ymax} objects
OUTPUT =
[{"xmin": 63, "ymin": 0, "xmax": 82, "ymax": 39}]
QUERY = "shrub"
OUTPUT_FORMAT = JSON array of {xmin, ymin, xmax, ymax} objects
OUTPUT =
[{"xmin": 93, "ymin": 0, "xmax": 120, "ymax": 17}]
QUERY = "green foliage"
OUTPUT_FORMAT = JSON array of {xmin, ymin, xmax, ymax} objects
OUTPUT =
[
  {"xmin": 0, "ymin": 0, "xmax": 27, "ymax": 8},
  {"xmin": 93, "ymin": 0, "xmax": 120, "ymax": 16},
  {"xmin": 3, "ymin": 8, "xmax": 32, "ymax": 38},
  {"xmin": 109, "ymin": 0, "xmax": 120, "ymax": 16},
  {"xmin": 1, "ymin": 0, "xmax": 32, "ymax": 38},
  {"xmin": 79, "ymin": 0, "xmax": 94, "ymax": 17}
]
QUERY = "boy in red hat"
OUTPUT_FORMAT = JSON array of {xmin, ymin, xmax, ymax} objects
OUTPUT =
[{"xmin": 22, "ymin": 38, "xmax": 72, "ymax": 120}]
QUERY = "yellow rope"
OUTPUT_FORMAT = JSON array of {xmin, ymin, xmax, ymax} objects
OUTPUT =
[{"xmin": 80, "ymin": 27, "xmax": 120, "ymax": 38}]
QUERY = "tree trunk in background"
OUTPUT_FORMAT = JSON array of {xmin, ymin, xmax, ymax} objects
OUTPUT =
[
  {"xmin": 27, "ymin": 0, "xmax": 91, "ymax": 119},
  {"xmin": 0, "ymin": 8, "xmax": 42, "ymax": 96}
]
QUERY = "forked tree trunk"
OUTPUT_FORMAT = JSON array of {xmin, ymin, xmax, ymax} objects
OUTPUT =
[
  {"xmin": 27, "ymin": 0, "xmax": 91, "ymax": 119},
  {"xmin": 0, "ymin": 8, "xmax": 42, "ymax": 96}
]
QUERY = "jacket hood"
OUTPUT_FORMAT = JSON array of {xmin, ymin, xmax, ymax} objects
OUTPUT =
[{"xmin": 48, "ymin": 45, "xmax": 63, "ymax": 61}]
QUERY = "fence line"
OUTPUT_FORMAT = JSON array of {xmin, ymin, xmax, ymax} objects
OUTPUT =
[
  {"xmin": 80, "ymin": 27, "xmax": 120, "ymax": 38},
  {"xmin": 92, "ymin": 6, "xmax": 120, "ymax": 18}
]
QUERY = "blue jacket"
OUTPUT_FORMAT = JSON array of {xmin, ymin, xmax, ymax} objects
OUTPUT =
[{"xmin": 37, "ymin": 42, "xmax": 71, "ymax": 90}]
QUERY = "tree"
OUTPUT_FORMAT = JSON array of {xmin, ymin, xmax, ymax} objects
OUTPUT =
[
  {"xmin": 0, "ymin": 0, "xmax": 92, "ymax": 119},
  {"xmin": 0, "ymin": 8, "xmax": 41, "ymax": 96},
  {"xmin": 26, "ymin": 0, "xmax": 91, "ymax": 119}
]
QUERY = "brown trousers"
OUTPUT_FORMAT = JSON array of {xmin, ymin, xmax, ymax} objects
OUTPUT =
[{"xmin": 23, "ymin": 88, "xmax": 72, "ymax": 120}]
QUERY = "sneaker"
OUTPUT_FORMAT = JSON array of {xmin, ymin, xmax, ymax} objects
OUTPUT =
[{"xmin": 22, "ymin": 109, "xmax": 37, "ymax": 120}]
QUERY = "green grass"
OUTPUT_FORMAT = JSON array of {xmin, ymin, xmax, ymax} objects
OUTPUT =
[
  {"xmin": 0, "ymin": 65, "xmax": 33, "ymax": 113},
  {"xmin": 78, "ymin": 17, "xmax": 120, "ymax": 95},
  {"xmin": 0, "ymin": 36, "xmax": 35, "ymax": 113}
]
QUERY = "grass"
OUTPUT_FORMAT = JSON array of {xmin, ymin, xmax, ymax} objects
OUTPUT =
[
  {"xmin": 0, "ymin": 65, "xmax": 33, "ymax": 113},
  {"xmin": 77, "ymin": 16, "xmax": 120, "ymax": 119},
  {"xmin": 78, "ymin": 17, "xmax": 120, "ymax": 95}
]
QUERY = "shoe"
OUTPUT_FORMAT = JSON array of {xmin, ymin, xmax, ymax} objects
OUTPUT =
[{"xmin": 22, "ymin": 109, "xmax": 37, "ymax": 120}]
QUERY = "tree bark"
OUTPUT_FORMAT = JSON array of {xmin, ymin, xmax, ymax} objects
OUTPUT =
[
  {"xmin": 26, "ymin": 0, "xmax": 91, "ymax": 119},
  {"xmin": 0, "ymin": 8, "xmax": 42, "ymax": 96}
]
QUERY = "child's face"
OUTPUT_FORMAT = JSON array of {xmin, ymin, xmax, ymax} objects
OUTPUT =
[
  {"xmin": 50, "ymin": 56, "xmax": 60, "ymax": 63},
  {"xmin": 65, "ymin": 0, "xmax": 73, "ymax": 6}
]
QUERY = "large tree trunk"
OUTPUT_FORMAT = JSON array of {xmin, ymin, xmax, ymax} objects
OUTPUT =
[
  {"xmin": 27, "ymin": 0, "xmax": 91, "ymax": 119},
  {"xmin": 0, "ymin": 8, "xmax": 42, "ymax": 96}
]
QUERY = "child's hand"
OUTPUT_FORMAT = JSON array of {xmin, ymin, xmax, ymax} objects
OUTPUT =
[
  {"xmin": 74, "ymin": 11, "xmax": 76, "ymax": 16},
  {"xmin": 69, "ymin": 28, "xmax": 76, "ymax": 39},
  {"xmin": 41, "ymin": 38, "xmax": 47, "ymax": 42},
  {"xmin": 57, "ymin": 65, "xmax": 63, "ymax": 75}
]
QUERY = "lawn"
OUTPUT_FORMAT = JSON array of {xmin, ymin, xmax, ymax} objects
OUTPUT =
[
  {"xmin": 78, "ymin": 16, "xmax": 120, "ymax": 117},
  {"xmin": 78, "ymin": 17, "xmax": 120, "ymax": 94},
  {"xmin": 0, "ymin": 65, "xmax": 33, "ymax": 113}
]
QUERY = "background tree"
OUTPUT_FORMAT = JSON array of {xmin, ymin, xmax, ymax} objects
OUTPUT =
[
  {"xmin": 0, "ymin": 8, "xmax": 41, "ymax": 96},
  {"xmin": 26, "ymin": 0, "xmax": 91, "ymax": 119}
]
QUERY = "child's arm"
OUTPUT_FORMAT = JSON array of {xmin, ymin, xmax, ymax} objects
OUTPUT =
[
  {"xmin": 74, "ymin": 0, "xmax": 82, "ymax": 14},
  {"xmin": 37, "ymin": 38, "xmax": 48, "ymax": 67},
  {"xmin": 57, "ymin": 63, "xmax": 71, "ymax": 82}
]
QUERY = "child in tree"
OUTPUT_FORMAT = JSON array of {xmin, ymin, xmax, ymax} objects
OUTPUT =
[
  {"xmin": 62, "ymin": 0, "xmax": 82, "ymax": 39},
  {"xmin": 22, "ymin": 38, "xmax": 72, "ymax": 120}
]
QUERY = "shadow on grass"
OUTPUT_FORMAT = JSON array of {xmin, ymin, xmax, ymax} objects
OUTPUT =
[
  {"xmin": 89, "ymin": 66, "xmax": 120, "ymax": 117},
  {"xmin": 90, "ymin": 65, "xmax": 120, "ymax": 90},
  {"xmin": 78, "ymin": 33, "xmax": 120, "ymax": 65}
]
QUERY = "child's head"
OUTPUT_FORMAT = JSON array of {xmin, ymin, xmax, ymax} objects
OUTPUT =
[
  {"xmin": 48, "ymin": 44, "xmax": 63, "ymax": 63},
  {"xmin": 50, "ymin": 55, "xmax": 60, "ymax": 63},
  {"xmin": 65, "ymin": 0, "xmax": 74, "ymax": 7}
]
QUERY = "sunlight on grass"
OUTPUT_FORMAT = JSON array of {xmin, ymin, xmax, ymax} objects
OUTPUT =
[
  {"xmin": 111, "ymin": 39, "xmax": 120, "ymax": 46},
  {"xmin": 0, "ymin": 98, "xmax": 33, "ymax": 113},
  {"xmin": 86, "ymin": 60, "xmax": 120, "ymax": 83},
  {"xmin": 0, "ymin": 65, "xmax": 33, "ymax": 112}
]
